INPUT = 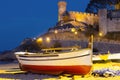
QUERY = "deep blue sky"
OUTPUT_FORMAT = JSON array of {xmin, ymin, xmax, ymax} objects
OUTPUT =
[{"xmin": 0, "ymin": 0, "xmax": 89, "ymax": 51}]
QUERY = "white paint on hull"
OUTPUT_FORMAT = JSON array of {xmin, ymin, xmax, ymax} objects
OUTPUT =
[{"xmin": 15, "ymin": 49, "xmax": 92, "ymax": 66}]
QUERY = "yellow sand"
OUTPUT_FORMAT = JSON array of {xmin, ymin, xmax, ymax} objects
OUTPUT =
[
  {"xmin": 0, "ymin": 69, "xmax": 26, "ymax": 74},
  {"xmin": 93, "ymin": 62, "xmax": 120, "ymax": 70},
  {"xmin": 0, "ymin": 78, "xmax": 14, "ymax": 80}
]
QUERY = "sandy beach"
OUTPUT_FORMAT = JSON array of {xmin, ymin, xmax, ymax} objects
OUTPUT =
[
  {"xmin": 0, "ymin": 62, "xmax": 56, "ymax": 80},
  {"xmin": 0, "ymin": 62, "xmax": 120, "ymax": 80}
]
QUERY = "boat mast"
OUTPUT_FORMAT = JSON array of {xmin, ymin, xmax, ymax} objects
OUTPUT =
[{"xmin": 88, "ymin": 35, "xmax": 93, "ymax": 50}]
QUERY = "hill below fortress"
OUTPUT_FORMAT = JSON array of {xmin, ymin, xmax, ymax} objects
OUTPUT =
[
  {"xmin": 1, "ymin": 30, "xmax": 120, "ymax": 61},
  {"xmin": 1, "ymin": 20, "xmax": 120, "ymax": 61},
  {"xmin": 39, "ymin": 29, "xmax": 120, "ymax": 53}
]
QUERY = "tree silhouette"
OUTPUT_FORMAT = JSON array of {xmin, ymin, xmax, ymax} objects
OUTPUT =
[
  {"xmin": 86, "ymin": 0, "xmax": 120, "ymax": 13},
  {"xmin": 17, "ymin": 38, "xmax": 41, "ymax": 52}
]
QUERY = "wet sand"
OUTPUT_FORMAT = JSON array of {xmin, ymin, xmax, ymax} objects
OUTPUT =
[
  {"xmin": 0, "ymin": 62, "xmax": 56, "ymax": 80},
  {"xmin": 0, "ymin": 62, "xmax": 19, "ymax": 70},
  {"xmin": 0, "ymin": 62, "xmax": 120, "ymax": 80}
]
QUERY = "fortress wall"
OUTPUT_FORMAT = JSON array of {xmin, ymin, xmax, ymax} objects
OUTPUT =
[
  {"xmin": 59, "ymin": 40, "xmax": 120, "ymax": 53},
  {"xmin": 99, "ymin": 9, "xmax": 120, "ymax": 35},
  {"xmin": 107, "ymin": 18, "xmax": 120, "ymax": 32},
  {"xmin": 69, "ymin": 11, "xmax": 98, "ymax": 25},
  {"xmin": 98, "ymin": 9, "xmax": 108, "ymax": 35}
]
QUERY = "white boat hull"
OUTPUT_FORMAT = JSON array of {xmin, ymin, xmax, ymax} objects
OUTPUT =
[{"xmin": 15, "ymin": 48, "xmax": 92, "ymax": 75}]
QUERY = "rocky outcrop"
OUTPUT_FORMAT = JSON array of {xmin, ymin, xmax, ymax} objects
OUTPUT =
[{"xmin": 0, "ymin": 50, "xmax": 16, "ymax": 61}]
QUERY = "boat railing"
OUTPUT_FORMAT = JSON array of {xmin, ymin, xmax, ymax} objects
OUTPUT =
[{"xmin": 41, "ymin": 47, "xmax": 79, "ymax": 53}]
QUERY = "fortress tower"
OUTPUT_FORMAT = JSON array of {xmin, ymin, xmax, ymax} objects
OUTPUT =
[
  {"xmin": 98, "ymin": 9, "xmax": 108, "ymax": 36},
  {"xmin": 58, "ymin": 1, "xmax": 67, "ymax": 21}
]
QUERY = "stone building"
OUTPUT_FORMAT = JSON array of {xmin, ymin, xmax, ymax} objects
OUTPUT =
[
  {"xmin": 49, "ymin": 1, "xmax": 98, "ymax": 33},
  {"xmin": 99, "ymin": 9, "xmax": 120, "ymax": 35},
  {"xmin": 50, "ymin": 1, "xmax": 120, "ymax": 36},
  {"xmin": 58, "ymin": 1, "xmax": 98, "ymax": 26}
]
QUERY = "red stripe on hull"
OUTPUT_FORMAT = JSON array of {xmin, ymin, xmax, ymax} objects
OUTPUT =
[{"xmin": 20, "ymin": 64, "xmax": 92, "ymax": 75}]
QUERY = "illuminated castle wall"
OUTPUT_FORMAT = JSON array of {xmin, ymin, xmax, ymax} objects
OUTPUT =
[
  {"xmin": 58, "ymin": 1, "xmax": 98, "ymax": 26},
  {"xmin": 58, "ymin": 1, "xmax": 120, "ymax": 36},
  {"xmin": 69, "ymin": 11, "xmax": 98, "ymax": 25},
  {"xmin": 99, "ymin": 9, "xmax": 120, "ymax": 35}
]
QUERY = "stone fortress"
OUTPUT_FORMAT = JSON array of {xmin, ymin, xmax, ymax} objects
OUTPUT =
[
  {"xmin": 58, "ymin": 1, "xmax": 98, "ymax": 26},
  {"xmin": 49, "ymin": 1, "xmax": 98, "ymax": 33},
  {"xmin": 41, "ymin": 1, "xmax": 120, "ymax": 53},
  {"xmin": 99, "ymin": 9, "xmax": 120, "ymax": 35},
  {"xmin": 68, "ymin": 11, "xmax": 98, "ymax": 26},
  {"xmin": 49, "ymin": 1, "xmax": 120, "ymax": 36}
]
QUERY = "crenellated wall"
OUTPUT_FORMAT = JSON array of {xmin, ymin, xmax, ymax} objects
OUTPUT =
[
  {"xmin": 58, "ymin": 1, "xmax": 98, "ymax": 26},
  {"xmin": 57, "ymin": 1, "xmax": 120, "ymax": 36},
  {"xmin": 69, "ymin": 11, "xmax": 98, "ymax": 25}
]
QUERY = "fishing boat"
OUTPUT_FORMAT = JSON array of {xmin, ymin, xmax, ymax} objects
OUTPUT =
[{"xmin": 15, "ymin": 36, "xmax": 93, "ymax": 75}]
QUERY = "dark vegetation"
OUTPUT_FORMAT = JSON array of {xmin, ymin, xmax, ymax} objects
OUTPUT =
[
  {"xmin": 86, "ymin": 0, "xmax": 120, "ymax": 13},
  {"xmin": 15, "ymin": 38, "xmax": 41, "ymax": 53}
]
